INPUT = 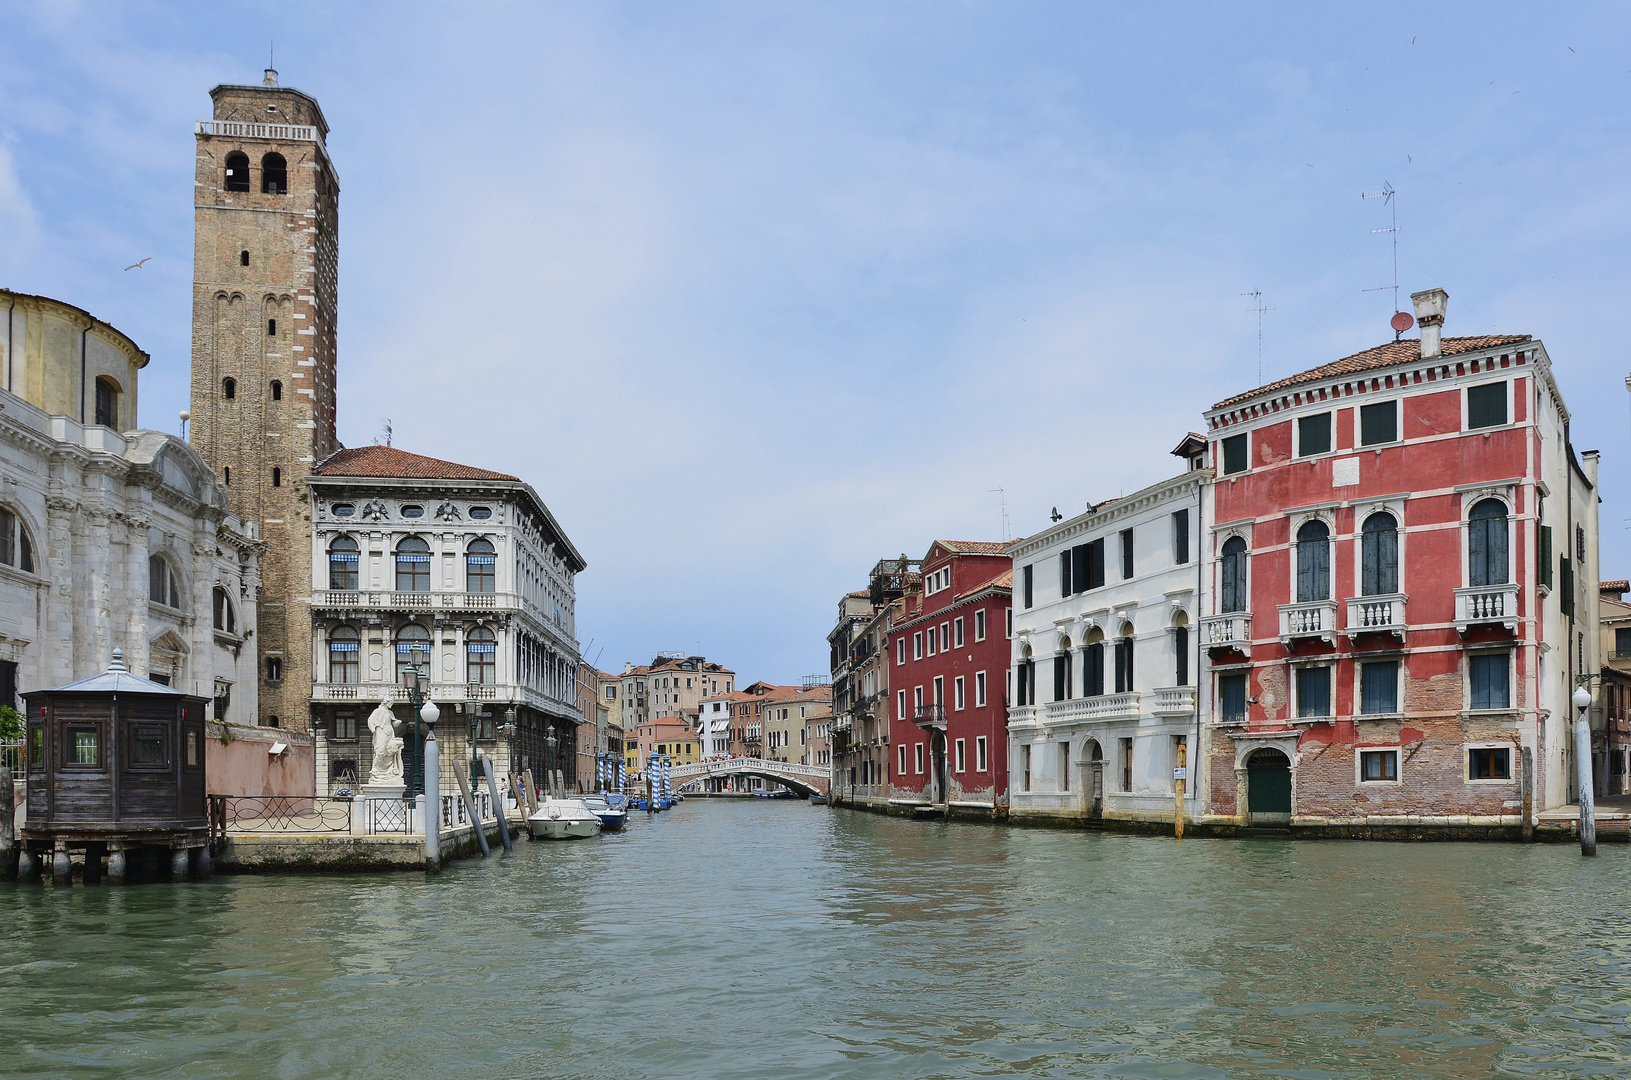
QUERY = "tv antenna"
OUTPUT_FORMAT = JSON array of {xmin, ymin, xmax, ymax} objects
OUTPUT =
[
  {"xmin": 988, "ymin": 488, "xmax": 1010, "ymax": 542},
  {"xmin": 376, "ymin": 418, "xmax": 393, "ymax": 447},
  {"xmin": 1362, "ymin": 182, "xmax": 1412, "ymax": 338},
  {"xmin": 1242, "ymin": 290, "xmax": 1272, "ymax": 384}
]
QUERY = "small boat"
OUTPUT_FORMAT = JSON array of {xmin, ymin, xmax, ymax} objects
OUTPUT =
[
  {"xmin": 527, "ymin": 798, "xmax": 602, "ymax": 840},
  {"xmin": 581, "ymin": 793, "xmax": 628, "ymax": 831},
  {"xmin": 809, "ymin": 794, "xmax": 829, "ymax": 805}
]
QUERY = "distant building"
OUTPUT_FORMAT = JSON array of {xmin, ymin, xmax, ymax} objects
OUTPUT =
[
  {"xmin": 1598, "ymin": 580, "xmax": 1631, "ymax": 795},
  {"xmin": 617, "ymin": 655, "xmax": 735, "ymax": 729},
  {"xmin": 760, "ymin": 685, "xmax": 832, "ymax": 764}
]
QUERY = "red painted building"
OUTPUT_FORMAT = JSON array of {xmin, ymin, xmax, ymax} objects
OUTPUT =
[
  {"xmin": 1198, "ymin": 289, "xmax": 1599, "ymax": 833},
  {"xmin": 886, "ymin": 541, "xmax": 1013, "ymax": 814}
]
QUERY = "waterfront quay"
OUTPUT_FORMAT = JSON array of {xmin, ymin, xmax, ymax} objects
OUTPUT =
[{"xmin": 4, "ymin": 798, "xmax": 1631, "ymax": 1080}]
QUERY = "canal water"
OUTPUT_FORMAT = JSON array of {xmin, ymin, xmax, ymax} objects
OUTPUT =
[{"xmin": 5, "ymin": 800, "xmax": 1631, "ymax": 1079}]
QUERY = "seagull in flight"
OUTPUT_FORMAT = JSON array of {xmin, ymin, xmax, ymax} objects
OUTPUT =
[{"xmin": 124, "ymin": 258, "xmax": 150, "ymax": 271}]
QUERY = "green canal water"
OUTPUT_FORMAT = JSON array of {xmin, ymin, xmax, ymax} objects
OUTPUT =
[{"xmin": 5, "ymin": 800, "xmax": 1631, "ymax": 1079}]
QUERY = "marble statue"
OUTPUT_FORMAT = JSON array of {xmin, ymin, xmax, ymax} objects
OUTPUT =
[{"xmin": 367, "ymin": 698, "xmax": 405, "ymax": 783}]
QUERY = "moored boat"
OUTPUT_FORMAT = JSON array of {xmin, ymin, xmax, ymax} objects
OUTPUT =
[
  {"xmin": 581, "ymin": 793, "xmax": 628, "ymax": 831},
  {"xmin": 527, "ymin": 798, "xmax": 602, "ymax": 840}
]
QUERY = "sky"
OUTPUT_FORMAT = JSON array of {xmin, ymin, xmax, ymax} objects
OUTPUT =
[{"xmin": 3, "ymin": 3, "xmax": 1630, "ymax": 683}]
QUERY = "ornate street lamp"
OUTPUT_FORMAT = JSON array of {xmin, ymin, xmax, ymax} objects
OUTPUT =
[
  {"xmin": 420, "ymin": 698, "xmax": 440, "ymax": 803},
  {"xmin": 466, "ymin": 697, "xmax": 482, "ymax": 787},
  {"xmin": 544, "ymin": 723, "xmax": 558, "ymax": 800},
  {"xmin": 404, "ymin": 643, "xmax": 431, "ymax": 797},
  {"xmin": 501, "ymin": 705, "xmax": 517, "ymax": 804},
  {"xmin": 1574, "ymin": 683, "xmax": 1596, "ymax": 856}
]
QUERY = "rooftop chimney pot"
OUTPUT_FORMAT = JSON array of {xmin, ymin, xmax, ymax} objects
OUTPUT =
[
  {"xmin": 263, "ymin": 68, "xmax": 279, "ymax": 87},
  {"xmin": 1411, "ymin": 288, "xmax": 1448, "ymax": 360}
]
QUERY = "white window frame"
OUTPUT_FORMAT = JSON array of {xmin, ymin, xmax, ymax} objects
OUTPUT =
[
  {"xmin": 940, "ymin": 622, "xmax": 950, "ymax": 651},
  {"xmin": 1465, "ymin": 742, "xmax": 1516, "ymax": 784},
  {"xmin": 1291, "ymin": 660, "xmax": 1335, "ymax": 720},
  {"xmin": 975, "ymin": 609, "xmax": 986, "ymax": 642},
  {"xmin": 954, "ymin": 616, "xmax": 965, "ymax": 647},
  {"xmin": 1351, "ymin": 496, "xmax": 1409, "ymax": 600},
  {"xmin": 1458, "ymin": 487, "xmax": 1517, "ymax": 591},
  {"xmin": 954, "ymin": 737, "xmax": 967, "ymax": 773},
  {"xmin": 1295, "ymin": 409, "xmax": 1336, "ymax": 458},
  {"xmin": 1461, "ymin": 378, "xmax": 1513, "ymax": 432},
  {"xmin": 1463, "ymin": 647, "xmax": 1515, "ymax": 713},
  {"xmin": 1005, "ymin": 608, "xmax": 1013, "ymax": 639},
  {"xmin": 927, "ymin": 629, "xmax": 937, "ymax": 657},
  {"xmin": 896, "ymin": 637, "xmax": 905, "ymax": 665},
  {"xmin": 975, "ymin": 670, "xmax": 987, "ymax": 707},
  {"xmin": 1356, "ymin": 747, "xmax": 1401, "ymax": 786},
  {"xmin": 954, "ymin": 675, "xmax": 966, "ymax": 711},
  {"xmin": 976, "ymin": 735, "xmax": 989, "ymax": 773},
  {"xmin": 1354, "ymin": 656, "xmax": 1404, "ymax": 717},
  {"xmin": 914, "ymin": 632, "xmax": 924, "ymax": 660},
  {"xmin": 914, "ymin": 742, "xmax": 925, "ymax": 774},
  {"xmin": 898, "ymin": 744, "xmax": 907, "ymax": 776},
  {"xmin": 1357, "ymin": 396, "xmax": 1402, "ymax": 447},
  {"xmin": 896, "ymin": 689, "xmax": 906, "ymax": 720}
]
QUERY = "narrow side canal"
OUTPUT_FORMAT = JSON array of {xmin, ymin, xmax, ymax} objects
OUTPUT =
[{"xmin": 4, "ymin": 799, "xmax": 1631, "ymax": 1079}]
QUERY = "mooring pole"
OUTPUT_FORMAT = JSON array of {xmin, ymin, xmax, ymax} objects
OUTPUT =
[
  {"xmin": 1520, "ymin": 746, "xmax": 1534, "ymax": 843},
  {"xmin": 423, "ymin": 728, "xmax": 441, "ymax": 871},
  {"xmin": 480, "ymin": 755, "xmax": 512, "ymax": 853},
  {"xmin": 1174, "ymin": 742, "xmax": 1187, "ymax": 841},
  {"xmin": 1573, "ymin": 686, "xmax": 1596, "ymax": 856},
  {"xmin": 0, "ymin": 764, "xmax": 15, "ymax": 882},
  {"xmin": 452, "ymin": 761, "xmax": 490, "ymax": 858}
]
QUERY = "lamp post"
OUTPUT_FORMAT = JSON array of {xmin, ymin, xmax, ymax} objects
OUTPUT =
[
  {"xmin": 500, "ymin": 706, "xmax": 517, "ymax": 805},
  {"xmin": 405, "ymin": 643, "xmax": 430, "ymax": 797},
  {"xmin": 420, "ymin": 699, "xmax": 441, "ymax": 841},
  {"xmin": 466, "ymin": 697, "xmax": 482, "ymax": 789},
  {"xmin": 1574, "ymin": 684, "xmax": 1596, "ymax": 856},
  {"xmin": 544, "ymin": 723, "xmax": 558, "ymax": 800}
]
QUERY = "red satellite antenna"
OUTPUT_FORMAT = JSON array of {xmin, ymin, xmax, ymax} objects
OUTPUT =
[{"xmin": 1391, "ymin": 310, "xmax": 1415, "ymax": 337}]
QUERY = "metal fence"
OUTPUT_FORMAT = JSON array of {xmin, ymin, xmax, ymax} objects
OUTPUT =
[
  {"xmin": 0, "ymin": 738, "xmax": 22, "ymax": 775},
  {"xmin": 207, "ymin": 795, "xmax": 416, "ymax": 838}
]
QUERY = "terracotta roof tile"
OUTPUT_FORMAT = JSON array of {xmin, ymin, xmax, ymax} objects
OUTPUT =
[
  {"xmin": 313, "ymin": 445, "xmax": 520, "ymax": 481},
  {"xmin": 1213, "ymin": 335, "xmax": 1533, "ymax": 411},
  {"xmin": 958, "ymin": 569, "xmax": 1013, "ymax": 600},
  {"xmin": 934, "ymin": 540, "xmax": 1012, "ymax": 556}
]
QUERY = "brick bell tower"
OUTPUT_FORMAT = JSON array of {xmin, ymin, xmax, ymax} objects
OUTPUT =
[{"xmin": 190, "ymin": 68, "xmax": 339, "ymax": 730}]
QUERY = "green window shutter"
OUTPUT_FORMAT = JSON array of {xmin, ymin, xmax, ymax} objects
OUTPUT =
[
  {"xmin": 1539, "ymin": 526, "xmax": 1553, "ymax": 588},
  {"xmin": 1559, "ymin": 557, "xmax": 1573, "ymax": 616},
  {"xmin": 1222, "ymin": 434, "xmax": 1248, "ymax": 474},
  {"xmin": 1467, "ymin": 382, "xmax": 1507, "ymax": 429},
  {"xmin": 1360, "ymin": 401, "xmax": 1397, "ymax": 445}
]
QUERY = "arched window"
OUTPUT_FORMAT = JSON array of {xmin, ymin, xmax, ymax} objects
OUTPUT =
[
  {"xmin": 212, "ymin": 587, "xmax": 236, "ymax": 634},
  {"xmin": 395, "ymin": 623, "xmax": 431, "ymax": 682},
  {"xmin": 1082, "ymin": 627, "xmax": 1106, "ymax": 697},
  {"xmin": 224, "ymin": 151, "xmax": 250, "ymax": 192},
  {"xmin": 466, "ymin": 538, "xmax": 496, "ymax": 593},
  {"xmin": 467, "ymin": 626, "xmax": 496, "ymax": 685},
  {"xmin": 222, "ymin": 377, "xmax": 236, "ymax": 400},
  {"xmin": 1361, "ymin": 512, "xmax": 1399, "ymax": 596},
  {"xmin": 1220, "ymin": 536, "xmax": 1248, "ymax": 613},
  {"xmin": 1052, "ymin": 635, "xmax": 1073, "ymax": 702},
  {"xmin": 149, "ymin": 554, "xmax": 181, "ymax": 609},
  {"xmin": 261, "ymin": 153, "xmax": 287, "ymax": 194},
  {"xmin": 1469, "ymin": 499, "xmax": 1510, "ymax": 587},
  {"xmin": 270, "ymin": 379, "xmax": 282, "ymax": 401},
  {"xmin": 395, "ymin": 536, "xmax": 431, "ymax": 592},
  {"xmin": 0, "ymin": 507, "xmax": 35, "ymax": 573},
  {"xmin": 328, "ymin": 536, "xmax": 359, "ymax": 590},
  {"xmin": 94, "ymin": 377, "xmax": 119, "ymax": 428},
  {"xmin": 1295, "ymin": 520, "xmax": 1331, "ymax": 602},
  {"xmin": 329, "ymin": 625, "xmax": 360, "ymax": 684}
]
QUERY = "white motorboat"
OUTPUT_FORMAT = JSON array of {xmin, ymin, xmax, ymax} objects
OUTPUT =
[{"xmin": 528, "ymin": 798, "xmax": 603, "ymax": 840}]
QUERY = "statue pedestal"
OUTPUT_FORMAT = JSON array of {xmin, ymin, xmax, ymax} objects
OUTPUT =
[{"xmin": 356, "ymin": 781, "xmax": 408, "ymax": 835}]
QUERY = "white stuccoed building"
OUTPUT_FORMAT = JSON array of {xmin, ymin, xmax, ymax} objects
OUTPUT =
[
  {"xmin": 0, "ymin": 290, "xmax": 261, "ymax": 717},
  {"xmin": 1007, "ymin": 439, "xmax": 1208, "ymax": 824},
  {"xmin": 305, "ymin": 445, "xmax": 587, "ymax": 795}
]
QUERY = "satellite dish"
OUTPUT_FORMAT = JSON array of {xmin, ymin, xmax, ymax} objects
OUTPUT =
[{"xmin": 1391, "ymin": 311, "xmax": 1415, "ymax": 333}]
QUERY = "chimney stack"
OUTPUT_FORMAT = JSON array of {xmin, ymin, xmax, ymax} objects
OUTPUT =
[
  {"xmin": 263, "ymin": 68, "xmax": 279, "ymax": 87},
  {"xmin": 1411, "ymin": 288, "xmax": 1447, "ymax": 360}
]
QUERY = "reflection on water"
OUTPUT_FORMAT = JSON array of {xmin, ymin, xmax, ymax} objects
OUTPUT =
[{"xmin": 3, "ymin": 801, "xmax": 1631, "ymax": 1079}]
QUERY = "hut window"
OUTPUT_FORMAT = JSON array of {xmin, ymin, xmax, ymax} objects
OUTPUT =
[
  {"xmin": 213, "ymin": 587, "xmax": 236, "ymax": 633},
  {"xmin": 67, "ymin": 727, "xmax": 100, "ymax": 768},
  {"xmin": 149, "ymin": 554, "xmax": 182, "ymax": 609},
  {"xmin": 225, "ymin": 151, "xmax": 250, "ymax": 192},
  {"xmin": 261, "ymin": 152, "xmax": 287, "ymax": 194},
  {"xmin": 29, "ymin": 725, "xmax": 44, "ymax": 767},
  {"xmin": 186, "ymin": 731, "xmax": 200, "ymax": 767},
  {"xmin": 131, "ymin": 723, "xmax": 168, "ymax": 767}
]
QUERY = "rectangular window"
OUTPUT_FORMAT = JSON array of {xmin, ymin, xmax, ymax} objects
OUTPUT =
[
  {"xmin": 1617, "ymin": 627, "xmax": 1631, "ymax": 657},
  {"xmin": 913, "ymin": 633, "xmax": 923, "ymax": 660},
  {"xmin": 1469, "ymin": 746, "xmax": 1512, "ymax": 781},
  {"xmin": 1060, "ymin": 742, "xmax": 1072, "ymax": 792},
  {"xmin": 1060, "ymin": 550, "xmax": 1073, "ymax": 597},
  {"xmin": 1360, "ymin": 401, "xmax": 1397, "ymax": 446},
  {"xmin": 1222, "ymin": 433, "xmax": 1248, "ymax": 475},
  {"xmin": 1022, "ymin": 564, "xmax": 1034, "ymax": 608},
  {"xmin": 933, "ymin": 676, "xmax": 944, "ymax": 707},
  {"xmin": 1296, "ymin": 665, "xmax": 1332, "ymax": 718},
  {"xmin": 1467, "ymin": 382, "xmax": 1507, "ymax": 429},
  {"xmin": 897, "ymin": 689, "xmax": 906, "ymax": 720},
  {"xmin": 66, "ymin": 727, "xmax": 99, "ymax": 768},
  {"xmin": 898, "ymin": 744, "xmax": 907, "ymax": 776},
  {"xmin": 925, "ymin": 630, "xmax": 936, "ymax": 658},
  {"xmin": 975, "ymin": 671, "xmax": 987, "ymax": 707},
  {"xmin": 1470, "ymin": 653, "xmax": 1511, "ymax": 710},
  {"xmin": 954, "ymin": 738, "xmax": 966, "ymax": 772},
  {"xmin": 914, "ymin": 686, "xmax": 924, "ymax": 712},
  {"xmin": 954, "ymin": 617, "xmax": 965, "ymax": 647},
  {"xmin": 897, "ymin": 637, "xmax": 905, "ymax": 665},
  {"xmin": 1360, "ymin": 749, "xmax": 1399, "ymax": 782},
  {"xmin": 1173, "ymin": 626, "xmax": 1189, "ymax": 686},
  {"xmin": 954, "ymin": 676, "xmax": 965, "ymax": 710},
  {"xmin": 1006, "ymin": 608, "xmax": 1012, "ymax": 639},
  {"xmin": 1219, "ymin": 673, "xmax": 1247, "ymax": 723},
  {"xmin": 1298, "ymin": 412, "xmax": 1332, "ymax": 456},
  {"xmin": 1360, "ymin": 660, "xmax": 1399, "ymax": 715},
  {"xmin": 940, "ymin": 623, "xmax": 950, "ymax": 652},
  {"xmin": 29, "ymin": 724, "xmax": 43, "ymax": 768},
  {"xmin": 1172, "ymin": 509, "xmax": 1190, "ymax": 565},
  {"xmin": 1113, "ymin": 638, "xmax": 1134, "ymax": 694},
  {"xmin": 1086, "ymin": 538, "xmax": 1106, "ymax": 589},
  {"xmin": 974, "ymin": 609, "xmax": 986, "ymax": 641},
  {"xmin": 186, "ymin": 730, "xmax": 200, "ymax": 767},
  {"xmin": 914, "ymin": 743, "xmax": 925, "ymax": 774},
  {"xmin": 1021, "ymin": 744, "xmax": 1031, "ymax": 791},
  {"xmin": 976, "ymin": 735, "xmax": 989, "ymax": 772},
  {"xmin": 1053, "ymin": 655, "xmax": 1069, "ymax": 701},
  {"xmin": 1538, "ymin": 525, "xmax": 1553, "ymax": 588},
  {"xmin": 1120, "ymin": 737, "xmax": 1133, "ymax": 792},
  {"xmin": 1120, "ymin": 528, "xmax": 1134, "ymax": 579},
  {"xmin": 131, "ymin": 723, "xmax": 167, "ymax": 767}
]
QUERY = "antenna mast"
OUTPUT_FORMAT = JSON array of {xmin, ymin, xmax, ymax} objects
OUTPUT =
[
  {"xmin": 988, "ymin": 488, "xmax": 1010, "ymax": 542},
  {"xmin": 1241, "ymin": 290, "xmax": 1272, "ymax": 385},
  {"xmin": 1362, "ymin": 182, "xmax": 1403, "ymax": 332}
]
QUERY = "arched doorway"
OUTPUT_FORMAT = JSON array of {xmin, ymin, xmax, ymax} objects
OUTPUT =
[
  {"xmin": 931, "ymin": 730, "xmax": 948, "ymax": 804},
  {"xmin": 1246, "ymin": 748, "xmax": 1292, "ymax": 824}
]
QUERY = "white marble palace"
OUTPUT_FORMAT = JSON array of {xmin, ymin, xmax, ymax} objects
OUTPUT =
[{"xmin": 0, "ymin": 290, "xmax": 262, "ymax": 715}]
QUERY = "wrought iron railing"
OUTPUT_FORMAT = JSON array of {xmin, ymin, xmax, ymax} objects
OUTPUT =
[
  {"xmin": 208, "ymin": 795, "xmax": 354, "ymax": 837},
  {"xmin": 0, "ymin": 738, "xmax": 22, "ymax": 774}
]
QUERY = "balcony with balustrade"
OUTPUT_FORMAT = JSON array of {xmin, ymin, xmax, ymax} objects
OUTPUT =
[
  {"xmin": 1278, "ymin": 600, "xmax": 1339, "ymax": 649},
  {"xmin": 1200, "ymin": 612, "xmax": 1252, "ymax": 657},
  {"xmin": 1346, "ymin": 593, "xmax": 1408, "ymax": 643},
  {"xmin": 310, "ymin": 680, "xmax": 584, "ymax": 724},
  {"xmin": 1455, "ymin": 584, "xmax": 1520, "ymax": 635},
  {"xmin": 1150, "ymin": 686, "xmax": 1197, "ymax": 716},
  {"xmin": 912, "ymin": 704, "xmax": 947, "ymax": 730},
  {"xmin": 313, "ymin": 589, "xmax": 518, "ymax": 613},
  {"xmin": 1043, "ymin": 692, "xmax": 1140, "ymax": 725}
]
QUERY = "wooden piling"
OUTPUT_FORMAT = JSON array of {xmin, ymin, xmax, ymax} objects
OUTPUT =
[
  {"xmin": 0, "ymin": 764, "xmax": 15, "ymax": 881},
  {"xmin": 453, "ymin": 763, "xmax": 490, "ymax": 858},
  {"xmin": 1521, "ymin": 747, "xmax": 1534, "ymax": 842},
  {"xmin": 1174, "ymin": 743, "xmax": 1187, "ymax": 841}
]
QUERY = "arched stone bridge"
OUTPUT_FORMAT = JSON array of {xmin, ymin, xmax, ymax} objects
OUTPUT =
[{"xmin": 669, "ymin": 758, "xmax": 830, "ymax": 798}]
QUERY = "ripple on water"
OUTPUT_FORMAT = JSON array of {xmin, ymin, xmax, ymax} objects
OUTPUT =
[{"xmin": 3, "ymin": 802, "xmax": 1631, "ymax": 1078}]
